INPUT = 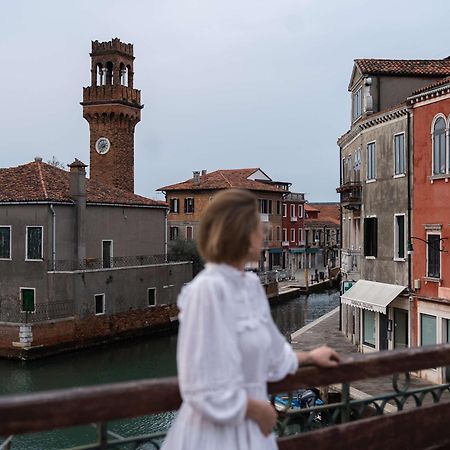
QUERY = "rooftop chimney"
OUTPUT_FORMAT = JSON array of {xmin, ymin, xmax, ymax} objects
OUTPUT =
[
  {"xmin": 34, "ymin": 156, "xmax": 43, "ymax": 163},
  {"xmin": 201, "ymin": 169, "xmax": 207, "ymax": 176},
  {"xmin": 68, "ymin": 159, "xmax": 87, "ymax": 262},
  {"xmin": 193, "ymin": 171, "xmax": 200, "ymax": 185}
]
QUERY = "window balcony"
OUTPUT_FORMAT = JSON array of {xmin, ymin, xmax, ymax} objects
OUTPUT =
[
  {"xmin": 282, "ymin": 241, "xmax": 290, "ymax": 247},
  {"xmin": 336, "ymin": 181, "xmax": 362, "ymax": 211},
  {"xmin": 290, "ymin": 216, "xmax": 298, "ymax": 222}
]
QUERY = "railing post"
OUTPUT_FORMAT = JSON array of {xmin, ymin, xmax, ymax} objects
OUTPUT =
[
  {"xmin": 341, "ymin": 382, "xmax": 351, "ymax": 424},
  {"xmin": 96, "ymin": 422, "xmax": 108, "ymax": 450}
]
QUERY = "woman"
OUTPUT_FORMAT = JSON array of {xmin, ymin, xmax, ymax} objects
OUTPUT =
[{"xmin": 162, "ymin": 189, "xmax": 339, "ymax": 450}]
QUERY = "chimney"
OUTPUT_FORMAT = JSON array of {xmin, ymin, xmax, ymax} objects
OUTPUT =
[
  {"xmin": 193, "ymin": 171, "xmax": 200, "ymax": 185},
  {"xmin": 34, "ymin": 156, "xmax": 43, "ymax": 163},
  {"xmin": 201, "ymin": 169, "xmax": 207, "ymax": 176},
  {"xmin": 68, "ymin": 159, "xmax": 87, "ymax": 262}
]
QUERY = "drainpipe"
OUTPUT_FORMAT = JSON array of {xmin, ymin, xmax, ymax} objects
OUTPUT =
[{"xmin": 49, "ymin": 204, "xmax": 56, "ymax": 271}]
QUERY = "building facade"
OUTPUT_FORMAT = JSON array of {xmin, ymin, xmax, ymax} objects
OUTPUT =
[
  {"xmin": 338, "ymin": 58, "xmax": 450, "ymax": 354},
  {"xmin": 409, "ymin": 79, "xmax": 450, "ymax": 383},
  {"xmin": 158, "ymin": 168, "xmax": 289, "ymax": 271}
]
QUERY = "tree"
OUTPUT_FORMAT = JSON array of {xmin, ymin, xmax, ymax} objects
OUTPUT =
[{"xmin": 168, "ymin": 238, "xmax": 203, "ymax": 276}]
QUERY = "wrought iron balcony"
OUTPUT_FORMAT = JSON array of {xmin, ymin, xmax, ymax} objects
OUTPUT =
[
  {"xmin": 1, "ymin": 344, "xmax": 450, "ymax": 449},
  {"xmin": 336, "ymin": 181, "xmax": 362, "ymax": 210}
]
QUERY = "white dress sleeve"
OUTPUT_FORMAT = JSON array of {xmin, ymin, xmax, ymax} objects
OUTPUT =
[
  {"xmin": 255, "ymin": 281, "xmax": 298, "ymax": 382},
  {"xmin": 176, "ymin": 276, "xmax": 247, "ymax": 426}
]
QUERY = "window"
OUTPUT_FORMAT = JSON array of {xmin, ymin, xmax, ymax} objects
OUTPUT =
[
  {"xmin": 336, "ymin": 229, "xmax": 341, "ymax": 245},
  {"xmin": 364, "ymin": 217, "xmax": 377, "ymax": 257},
  {"xmin": 421, "ymin": 314, "xmax": 436, "ymax": 346},
  {"xmin": 298, "ymin": 204, "xmax": 303, "ymax": 218},
  {"xmin": 21, "ymin": 288, "xmax": 35, "ymax": 313},
  {"xmin": 367, "ymin": 142, "xmax": 376, "ymax": 180},
  {"xmin": 427, "ymin": 233, "xmax": 441, "ymax": 278},
  {"xmin": 282, "ymin": 204, "xmax": 287, "ymax": 217},
  {"xmin": 148, "ymin": 288, "xmax": 156, "ymax": 307},
  {"xmin": 102, "ymin": 240, "xmax": 113, "ymax": 269},
  {"xmin": 354, "ymin": 148, "xmax": 361, "ymax": 181},
  {"xmin": 258, "ymin": 199, "xmax": 272, "ymax": 214},
  {"xmin": 26, "ymin": 226, "xmax": 43, "ymax": 260},
  {"xmin": 444, "ymin": 319, "xmax": 450, "ymax": 343},
  {"xmin": 282, "ymin": 228, "xmax": 287, "ymax": 242},
  {"xmin": 394, "ymin": 215, "xmax": 405, "ymax": 260},
  {"xmin": 276, "ymin": 227, "xmax": 281, "ymax": 241},
  {"xmin": 169, "ymin": 198, "xmax": 179, "ymax": 213},
  {"xmin": 394, "ymin": 133, "xmax": 406, "ymax": 175},
  {"xmin": 276, "ymin": 200, "xmax": 282, "ymax": 215},
  {"xmin": 169, "ymin": 226, "xmax": 179, "ymax": 241},
  {"xmin": 363, "ymin": 310, "xmax": 376, "ymax": 347},
  {"xmin": 290, "ymin": 228, "xmax": 295, "ymax": 242},
  {"xmin": 186, "ymin": 226, "xmax": 193, "ymax": 240},
  {"xmin": 433, "ymin": 117, "xmax": 446, "ymax": 175},
  {"xmin": 290, "ymin": 204, "xmax": 295, "ymax": 218},
  {"xmin": 184, "ymin": 197, "xmax": 194, "ymax": 213},
  {"xmin": 353, "ymin": 87, "xmax": 362, "ymax": 121},
  {"xmin": 298, "ymin": 228, "xmax": 304, "ymax": 243},
  {"xmin": 95, "ymin": 294, "xmax": 105, "ymax": 315},
  {"xmin": 0, "ymin": 226, "xmax": 11, "ymax": 259}
]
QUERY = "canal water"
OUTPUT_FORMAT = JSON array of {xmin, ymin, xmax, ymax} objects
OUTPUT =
[{"xmin": 0, "ymin": 289, "xmax": 339, "ymax": 449}]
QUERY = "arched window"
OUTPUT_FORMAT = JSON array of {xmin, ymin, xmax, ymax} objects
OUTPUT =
[
  {"xmin": 119, "ymin": 63, "xmax": 127, "ymax": 86},
  {"xmin": 433, "ymin": 117, "xmax": 446, "ymax": 175},
  {"xmin": 105, "ymin": 61, "xmax": 113, "ymax": 85},
  {"xmin": 97, "ymin": 63, "xmax": 104, "ymax": 86}
]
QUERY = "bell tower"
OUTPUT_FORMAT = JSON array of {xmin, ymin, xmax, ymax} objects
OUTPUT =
[{"xmin": 81, "ymin": 38, "xmax": 143, "ymax": 193}]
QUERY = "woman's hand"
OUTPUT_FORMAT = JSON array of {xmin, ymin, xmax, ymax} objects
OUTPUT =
[
  {"xmin": 297, "ymin": 346, "xmax": 340, "ymax": 368},
  {"xmin": 246, "ymin": 398, "xmax": 278, "ymax": 436}
]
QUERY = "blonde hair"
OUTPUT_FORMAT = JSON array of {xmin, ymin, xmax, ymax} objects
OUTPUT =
[{"xmin": 197, "ymin": 189, "xmax": 259, "ymax": 264}]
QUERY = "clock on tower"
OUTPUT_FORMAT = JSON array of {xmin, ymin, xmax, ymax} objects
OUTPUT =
[{"xmin": 81, "ymin": 38, "xmax": 143, "ymax": 193}]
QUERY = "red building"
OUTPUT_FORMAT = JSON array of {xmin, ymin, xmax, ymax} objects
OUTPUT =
[
  {"xmin": 281, "ymin": 193, "xmax": 306, "ymax": 274},
  {"xmin": 409, "ymin": 79, "xmax": 450, "ymax": 383}
]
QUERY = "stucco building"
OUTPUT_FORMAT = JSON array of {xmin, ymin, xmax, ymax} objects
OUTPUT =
[
  {"xmin": 158, "ymin": 168, "xmax": 290, "ymax": 271},
  {"xmin": 338, "ymin": 58, "xmax": 450, "ymax": 354},
  {"xmin": 408, "ymin": 78, "xmax": 450, "ymax": 383}
]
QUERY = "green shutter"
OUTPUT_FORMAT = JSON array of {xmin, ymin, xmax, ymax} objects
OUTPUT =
[{"xmin": 21, "ymin": 289, "xmax": 35, "ymax": 312}]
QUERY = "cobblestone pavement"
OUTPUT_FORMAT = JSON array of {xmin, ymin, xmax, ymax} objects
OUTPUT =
[{"xmin": 290, "ymin": 308, "xmax": 450, "ymax": 410}]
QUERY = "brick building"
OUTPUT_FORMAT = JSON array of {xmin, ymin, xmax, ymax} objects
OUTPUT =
[
  {"xmin": 0, "ymin": 38, "xmax": 192, "ymax": 359},
  {"xmin": 158, "ymin": 168, "xmax": 290, "ymax": 271}
]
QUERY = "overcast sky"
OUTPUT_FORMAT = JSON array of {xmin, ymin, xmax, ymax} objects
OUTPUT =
[{"xmin": 1, "ymin": 0, "xmax": 449, "ymax": 202}]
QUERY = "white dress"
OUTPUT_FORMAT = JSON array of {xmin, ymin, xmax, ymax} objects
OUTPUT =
[{"xmin": 161, "ymin": 263, "xmax": 298, "ymax": 450}]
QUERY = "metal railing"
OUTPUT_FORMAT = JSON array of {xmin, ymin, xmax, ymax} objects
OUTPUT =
[
  {"xmin": 48, "ymin": 254, "xmax": 185, "ymax": 272},
  {"xmin": 0, "ymin": 298, "xmax": 74, "ymax": 323},
  {"xmin": 1, "ymin": 344, "xmax": 450, "ymax": 449}
]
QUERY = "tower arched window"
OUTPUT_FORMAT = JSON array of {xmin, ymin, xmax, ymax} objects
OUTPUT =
[
  {"xmin": 119, "ymin": 63, "xmax": 127, "ymax": 86},
  {"xmin": 105, "ymin": 62, "xmax": 113, "ymax": 85},
  {"xmin": 127, "ymin": 65, "xmax": 133, "ymax": 88},
  {"xmin": 97, "ymin": 63, "xmax": 104, "ymax": 86},
  {"xmin": 433, "ymin": 117, "xmax": 446, "ymax": 175}
]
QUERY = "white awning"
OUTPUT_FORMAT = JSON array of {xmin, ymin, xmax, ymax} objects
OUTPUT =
[{"xmin": 341, "ymin": 280, "xmax": 406, "ymax": 314}]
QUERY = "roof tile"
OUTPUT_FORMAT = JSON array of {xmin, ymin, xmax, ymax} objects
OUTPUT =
[{"xmin": 356, "ymin": 59, "xmax": 450, "ymax": 77}]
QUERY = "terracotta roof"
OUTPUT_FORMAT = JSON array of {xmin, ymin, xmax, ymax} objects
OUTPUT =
[
  {"xmin": 355, "ymin": 59, "xmax": 450, "ymax": 77},
  {"xmin": 0, "ymin": 161, "xmax": 166, "ymax": 207},
  {"xmin": 410, "ymin": 76, "xmax": 450, "ymax": 96},
  {"xmin": 305, "ymin": 217, "xmax": 340, "ymax": 227},
  {"xmin": 308, "ymin": 203, "xmax": 340, "ymax": 222},
  {"xmin": 305, "ymin": 204, "xmax": 319, "ymax": 212},
  {"xmin": 158, "ymin": 168, "xmax": 286, "ymax": 193}
]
